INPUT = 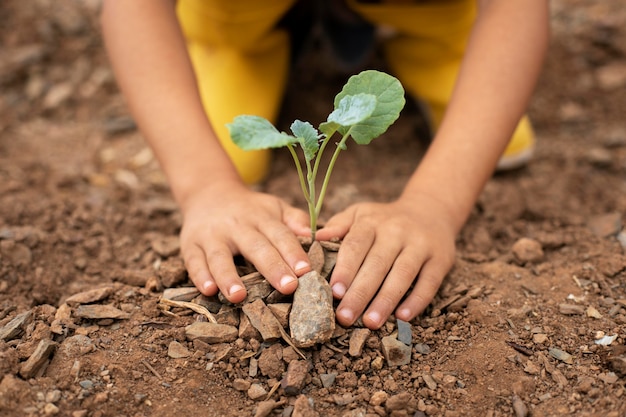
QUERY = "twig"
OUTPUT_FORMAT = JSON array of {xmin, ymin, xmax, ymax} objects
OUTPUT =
[
  {"xmin": 159, "ymin": 298, "xmax": 217, "ymax": 323},
  {"xmin": 277, "ymin": 326, "xmax": 306, "ymax": 360},
  {"xmin": 141, "ymin": 360, "xmax": 162, "ymax": 380},
  {"xmin": 265, "ymin": 381, "xmax": 282, "ymax": 401}
]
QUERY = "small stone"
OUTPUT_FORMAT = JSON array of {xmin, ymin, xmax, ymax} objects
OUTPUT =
[
  {"xmin": 587, "ymin": 147, "xmax": 613, "ymax": 167},
  {"xmin": 549, "ymin": 348, "xmax": 574, "ymax": 364},
  {"xmin": 369, "ymin": 390, "xmax": 387, "ymax": 407},
  {"xmin": 215, "ymin": 306, "xmax": 240, "ymax": 327},
  {"xmin": 247, "ymin": 383, "xmax": 267, "ymax": 401},
  {"xmin": 512, "ymin": 395, "xmax": 528, "ymax": 417},
  {"xmin": 422, "ymin": 374, "xmax": 438, "ymax": 390},
  {"xmin": 348, "ymin": 328, "xmax": 370, "ymax": 357},
  {"xmin": 523, "ymin": 360, "xmax": 540, "ymax": 375},
  {"xmin": 43, "ymin": 403, "xmax": 60, "ymax": 415},
  {"xmin": 267, "ymin": 303, "xmax": 291, "ymax": 329},
  {"xmin": 254, "ymin": 400, "xmax": 280, "ymax": 417},
  {"xmin": 598, "ymin": 372, "xmax": 619, "ymax": 384},
  {"xmin": 281, "ymin": 360, "xmax": 309, "ymax": 396},
  {"xmin": 414, "ymin": 343, "xmax": 431, "ymax": 355},
  {"xmin": 0, "ymin": 310, "xmax": 33, "ymax": 342},
  {"xmin": 185, "ymin": 322, "xmax": 238, "ymax": 344},
  {"xmin": 289, "ymin": 271, "xmax": 335, "ymax": 348},
  {"xmin": 79, "ymin": 380, "xmax": 94, "ymax": 390},
  {"xmin": 65, "ymin": 287, "xmax": 115, "ymax": 307},
  {"xmin": 258, "ymin": 344, "xmax": 284, "ymax": 379},
  {"xmin": 232, "ymin": 378, "xmax": 251, "ymax": 391},
  {"xmin": 381, "ymin": 335, "xmax": 411, "ymax": 367},
  {"xmin": 167, "ymin": 341, "xmax": 191, "ymax": 359},
  {"xmin": 45, "ymin": 390, "xmax": 62, "ymax": 403},
  {"xmin": 43, "ymin": 82, "xmax": 73, "ymax": 109},
  {"xmin": 162, "ymin": 287, "xmax": 200, "ymax": 302},
  {"xmin": 558, "ymin": 304, "xmax": 585, "ymax": 315},
  {"xmin": 242, "ymin": 299, "xmax": 283, "ymax": 342},
  {"xmin": 396, "ymin": 319, "xmax": 412, "ymax": 346},
  {"xmin": 532, "ymin": 333, "xmax": 548, "ymax": 344},
  {"xmin": 103, "ymin": 115, "xmax": 136, "ymax": 136},
  {"xmin": 319, "ymin": 373, "xmax": 337, "ymax": 388},
  {"xmin": 586, "ymin": 306, "xmax": 603, "ymax": 319},
  {"xmin": 238, "ymin": 312, "xmax": 262, "ymax": 341},
  {"xmin": 386, "ymin": 392, "xmax": 412, "ymax": 411},
  {"xmin": 74, "ymin": 304, "xmax": 130, "ymax": 320},
  {"xmin": 511, "ymin": 238, "xmax": 544, "ymax": 264},
  {"xmin": 370, "ymin": 357, "xmax": 384, "ymax": 370},
  {"xmin": 292, "ymin": 395, "xmax": 317, "ymax": 417},
  {"xmin": 19, "ymin": 339, "xmax": 57, "ymax": 379}
]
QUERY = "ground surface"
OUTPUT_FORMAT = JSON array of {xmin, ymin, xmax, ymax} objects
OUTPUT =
[{"xmin": 1, "ymin": 1, "xmax": 626, "ymax": 416}]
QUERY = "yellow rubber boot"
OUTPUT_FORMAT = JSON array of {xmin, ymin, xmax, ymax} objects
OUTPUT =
[
  {"xmin": 348, "ymin": 0, "xmax": 535, "ymax": 170},
  {"xmin": 177, "ymin": 0, "xmax": 296, "ymax": 184}
]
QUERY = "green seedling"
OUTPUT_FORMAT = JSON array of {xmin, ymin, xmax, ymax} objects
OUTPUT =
[{"xmin": 227, "ymin": 70, "xmax": 405, "ymax": 241}]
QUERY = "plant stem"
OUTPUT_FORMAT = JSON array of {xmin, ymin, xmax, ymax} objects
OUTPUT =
[
  {"xmin": 287, "ymin": 144, "xmax": 309, "ymax": 201},
  {"xmin": 315, "ymin": 129, "xmax": 352, "ymax": 218}
]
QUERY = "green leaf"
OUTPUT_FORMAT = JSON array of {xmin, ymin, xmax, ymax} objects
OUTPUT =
[
  {"xmin": 318, "ymin": 121, "xmax": 340, "ymax": 137},
  {"xmin": 332, "ymin": 70, "xmax": 405, "ymax": 145},
  {"xmin": 327, "ymin": 93, "xmax": 376, "ymax": 127},
  {"xmin": 227, "ymin": 115, "xmax": 296, "ymax": 151},
  {"xmin": 290, "ymin": 120, "xmax": 320, "ymax": 163}
]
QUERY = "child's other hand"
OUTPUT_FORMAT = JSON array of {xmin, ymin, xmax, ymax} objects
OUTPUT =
[
  {"xmin": 179, "ymin": 182, "xmax": 312, "ymax": 303},
  {"xmin": 316, "ymin": 193, "xmax": 457, "ymax": 330}
]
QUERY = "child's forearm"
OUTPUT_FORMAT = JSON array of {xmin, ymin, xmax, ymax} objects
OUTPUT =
[
  {"xmin": 402, "ymin": 0, "xmax": 549, "ymax": 231},
  {"xmin": 100, "ymin": 0, "xmax": 243, "ymax": 208}
]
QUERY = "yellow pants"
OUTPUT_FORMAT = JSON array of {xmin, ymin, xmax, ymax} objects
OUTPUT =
[{"xmin": 177, "ymin": 0, "xmax": 533, "ymax": 183}]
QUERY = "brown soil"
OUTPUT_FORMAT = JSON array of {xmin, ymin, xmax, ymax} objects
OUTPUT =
[{"xmin": 2, "ymin": 1, "xmax": 626, "ymax": 416}]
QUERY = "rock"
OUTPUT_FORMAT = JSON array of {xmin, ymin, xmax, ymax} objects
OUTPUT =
[
  {"xmin": 586, "ymin": 306, "xmax": 603, "ymax": 318},
  {"xmin": 258, "ymin": 344, "xmax": 284, "ymax": 379},
  {"xmin": 43, "ymin": 82, "xmax": 74, "ymax": 110},
  {"xmin": 65, "ymin": 287, "xmax": 114, "ymax": 306},
  {"xmin": 118, "ymin": 269, "xmax": 153, "ymax": 287},
  {"xmin": 532, "ymin": 333, "xmax": 548, "ymax": 344},
  {"xmin": 254, "ymin": 400, "xmax": 280, "ymax": 417},
  {"xmin": 242, "ymin": 299, "xmax": 283, "ymax": 342},
  {"xmin": 167, "ymin": 341, "xmax": 191, "ymax": 359},
  {"xmin": 511, "ymin": 238, "xmax": 544, "ymax": 264},
  {"xmin": 238, "ymin": 312, "xmax": 262, "ymax": 341},
  {"xmin": 386, "ymin": 392, "xmax": 412, "ymax": 411},
  {"xmin": 381, "ymin": 335, "xmax": 411, "ymax": 367},
  {"xmin": 233, "ymin": 378, "xmax": 251, "ymax": 391},
  {"xmin": 103, "ymin": 116, "xmax": 136, "ymax": 136},
  {"xmin": 558, "ymin": 303, "xmax": 585, "ymax": 315},
  {"xmin": 282, "ymin": 360, "xmax": 309, "ymax": 396},
  {"xmin": 587, "ymin": 147, "xmax": 613, "ymax": 167},
  {"xmin": 185, "ymin": 322, "xmax": 238, "ymax": 344},
  {"xmin": 396, "ymin": 319, "xmax": 412, "ymax": 346},
  {"xmin": 319, "ymin": 373, "xmax": 337, "ymax": 388},
  {"xmin": 289, "ymin": 271, "xmax": 335, "ymax": 348},
  {"xmin": 43, "ymin": 403, "xmax": 59, "ymax": 415},
  {"xmin": 267, "ymin": 303, "xmax": 291, "ymax": 328},
  {"xmin": 162, "ymin": 287, "xmax": 200, "ymax": 302},
  {"xmin": 321, "ymin": 250, "xmax": 337, "ymax": 280},
  {"xmin": 247, "ymin": 383, "xmax": 267, "ymax": 401},
  {"xmin": 422, "ymin": 374, "xmax": 438, "ymax": 390},
  {"xmin": 292, "ymin": 395, "xmax": 318, "ymax": 417},
  {"xmin": 349, "ymin": 328, "xmax": 370, "ymax": 357},
  {"xmin": 245, "ymin": 279, "xmax": 273, "ymax": 303},
  {"xmin": 549, "ymin": 348, "xmax": 574, "ymax": 364},
  {"xmin": 0, "ymin": 310, "xmax": 33, "ymax": 342},
  {"xmin": 307, "ymin": 241, "xmax": 325, "ymax": 274},
  {"xmin": 587, "ymin": 212, "xmax": 622, "ymax": 238},
  {"xmin": 158, "ymin": 258, "xmax": 187, "ymax": 288},
  {"xmin": 598, "ymin": 372, "xmax": 619, "ymax": 384},
  {"xmin": 512, "ymin": 395, "xmax": 528, "ymax": 417},
  {"xmin": 74, "ymin": 305, "xmax": 130, "ymax": 320},
  {"xmin": 19, "ymin": 339, "xmax": 57, "ymax": 379},
  {"xmin": 150, "ymin": 236, "xmax": 180, "ymax": 257},
  {"xmin": 369, "ymin": 390, "xmax": 388, "ymax": 406},
  {"xmin": 215, "ymin": 306, "xmax": 240, "ymax": 327}
]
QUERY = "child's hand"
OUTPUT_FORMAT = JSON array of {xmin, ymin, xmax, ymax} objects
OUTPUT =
[
  {"xmin": 316, "ymin": 192, "xmax": 457, "ymax": 329},
  {"xmin": 179, "ymin": 182, "xmax": 312, "ymax": 303}
]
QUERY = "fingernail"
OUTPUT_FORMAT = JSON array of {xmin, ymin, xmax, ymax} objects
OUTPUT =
[
  {"xmin": 338, "ymin": 308, "xmax": 354, "ymax": 323},
  {"xmin": 228, "ymin": 284, "xmax": 244, "ymax": 296},
  {"xmin": 202, "ymin": 281, "xmax": 214, "ymax": 292},
  {"xmin": 294, "ymin": 261, "xmax": 310, "ymax": 274},
  {"xmin": 366, "ymin": 311, "xmax": 381, "ymax": 327},
  {"xmin": 280, "ymin": 275, "xmax": 297, "ymax": 289},
  {"xmin": 332, "ymin": 283, "xmax": 346, "ymax": 298},
  {"xmin": 396, "ymin": 308, "xmax": 411, "ymax": 320}
]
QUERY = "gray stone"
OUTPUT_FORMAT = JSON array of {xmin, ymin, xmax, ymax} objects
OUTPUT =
[
  {"xmin": 162, "ymin": 287, "xmax": 200, "ymax": 302},
  {"xmin": 65, "ymin": 287, "xmax": 114, "ymax": 307},
  {"xmin": 307, "ymin": 241, "xmax": 325, "ymax": 274},
  {"xmin": 289, "ymin": 271, "xmax": 335, "ymax": 348},
  {"xmin": 167, "ymin": 341, "xmax": 191, "ymax": 359},
  {"xmin": 396, "ymin": 319, "xmax": 412, "ymax": 346},
  {"xmin": 74, "ymin": 305, "xmax": 129, "ymax": 320},
  {"xmin": 319, "ymin": 373, "xmax": 337, "ymax": 388},
  {"xmin": 558, "ymin": 303, "xmax": 585, "ymax": 315}
]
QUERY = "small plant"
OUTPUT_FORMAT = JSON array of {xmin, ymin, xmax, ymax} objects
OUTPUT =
[{"xmin": 227, "ymin": 70, "xmax": 405, "ymax": 241}]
